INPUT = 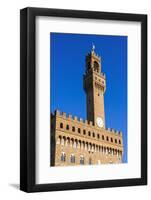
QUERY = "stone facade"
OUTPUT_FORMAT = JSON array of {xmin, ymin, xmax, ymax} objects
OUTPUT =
[{"xmin": 50, "ymin": 46, "xmax": 123, "ymax": 166}]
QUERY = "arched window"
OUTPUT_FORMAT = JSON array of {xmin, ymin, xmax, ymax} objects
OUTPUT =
[
  {"xmin": 97, "ymin": 134, "xmax": 100, "ymax": 139},
  {"xmin": 80, "ymin": 155, "xmax": 84, "ymax": 165},
  {"xmin": 78, "ymin": 128, "xmax": 81, "ymax": 133},
  {"xmin": 60, "ymin": 123, "xmax": 63, "ymax": 128},
  {"xmin": 106, "ymin": 136, "xmax": 109, "ymax": 141},
  {"xmin": 119, "ymin": 139, "xmax": 121, "ymax": 144},
  {"xmin": 85, "ymin": 143, "xmax": 88, "ymax": 150},
  {"xmin": 83, "ymin": 129, "xmax": 86, "ymax": 135},
  {"xmin": 94, "ymin": 61, "xmax": 99, "ymax": 72},
  {"xmin": 92, "ymin": 132, "xmax": 95, "ymax": 137},
  {"xmin": 98, "ymin": 146, "xmax": 100, "ymax": 152},
  {"xmin": 88, "ymin": 131, "xmax": 91, "ymax": 136},
  {"xmin": 72, "ymin": 126, "xmax": 75, "ymax": 132},
  {"xmin": 70, "ymin": 154, "xmax": 75, "ymax": 163},
  {"xmin": 66, "ymin": 124, "xmax": 69, "ymax": 130},
  {"xmin": 61, "ymin": 152, "xmax": 66, "ymax": 162},
  {"xmin": 115, "ymin": 139, "xmax": 117, "ymax": 143},
  {"xmin": 111, "ymin": 137, "xmax": 113, "ymax": 142},
  {"xmin": 102, "ymin": 135, "xmax": 104, "ymax": 140}
]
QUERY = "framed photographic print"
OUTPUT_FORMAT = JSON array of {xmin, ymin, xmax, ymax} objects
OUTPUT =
[{"xmin": 20, "ymin": 7, "xmax": 147, "ymax": 192}]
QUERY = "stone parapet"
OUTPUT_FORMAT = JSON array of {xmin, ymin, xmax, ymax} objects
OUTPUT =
[{"xmin": 52, "ymin": 110, "xmax": 123, "ymax": 137}]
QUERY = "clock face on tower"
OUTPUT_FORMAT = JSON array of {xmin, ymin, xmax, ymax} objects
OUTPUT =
[{"xmin": 96, "ymin": 117, "xmax": 104, "ymax": 128}]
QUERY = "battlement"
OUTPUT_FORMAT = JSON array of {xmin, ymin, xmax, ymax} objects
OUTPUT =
[
  {"xmin": 105, "ymin": 127, "xmax": 122, "ymax": 136},
  {"xmin": 86, "ymin": 51, "xmax": 101, "ymax": 61},
  {"xmin": 53, "ymin": 110, "xmax": 93, "ymax": 125},
  {"xmin": 52, "ymin": 110, "xmax": 122, "ymax": 136}
]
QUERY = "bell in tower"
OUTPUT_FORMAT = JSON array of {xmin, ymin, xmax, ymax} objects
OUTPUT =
[{"xmin": 83, "ymin": 44, "xmax": 106, "ymax": 128}]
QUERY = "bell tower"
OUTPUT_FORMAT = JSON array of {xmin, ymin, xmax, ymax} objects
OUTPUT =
[{"xmin": 83, "ymin": 44, "xmax": 106, "ymax": 128}]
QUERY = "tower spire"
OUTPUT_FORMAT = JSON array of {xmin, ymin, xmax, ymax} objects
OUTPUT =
[{"xmin": 92, "ymin": 42, "xmax": 95, "ymax": 52}]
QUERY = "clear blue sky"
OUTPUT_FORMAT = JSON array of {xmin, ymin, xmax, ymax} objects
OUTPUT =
[{"xmin": 50, "ymin": 33, "xmax": 127, "ymax": 163}]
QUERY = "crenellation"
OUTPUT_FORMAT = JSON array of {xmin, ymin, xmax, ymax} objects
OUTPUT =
[
  {"xmin": 68, "ymin": 114, "xmax": 72, "ymax": 119},
  {"xmin": 88, "ymin": 121, "xmax": 93, "ymax": 126},
  {"xmin": 74, "ymin": 116, "xmax": 78, "ymax": 120},
  {"xmin": 62, "ymin": 112, "xmax": 66, "ymax": 118},
  {"xmin": 119, "ymin": 131, "xmax": 122, "ymax": 136},
  {"xmin": 107, "ymin": 127, "xmax": 110, "ymax": 131},
  {"xmin": 84, "ymin": 119, "xmax": 88, "ymax": 124},
  {"xmin": 55, "ymin": 110, "xmax": 60, "ymax": 115},
  {"xmin": 80, "ymin": 118, "xmax": 83, "ymax": 122}
]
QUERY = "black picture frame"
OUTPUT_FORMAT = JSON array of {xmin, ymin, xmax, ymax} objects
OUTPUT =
[{"xmin": 20, "ymin": 7, "xmax": 147, "ymax": 192}]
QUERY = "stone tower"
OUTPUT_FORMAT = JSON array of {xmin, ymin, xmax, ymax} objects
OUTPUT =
[{"xmin": 83, "ymin": 44, "xmax": 106, "ymax": 128}]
